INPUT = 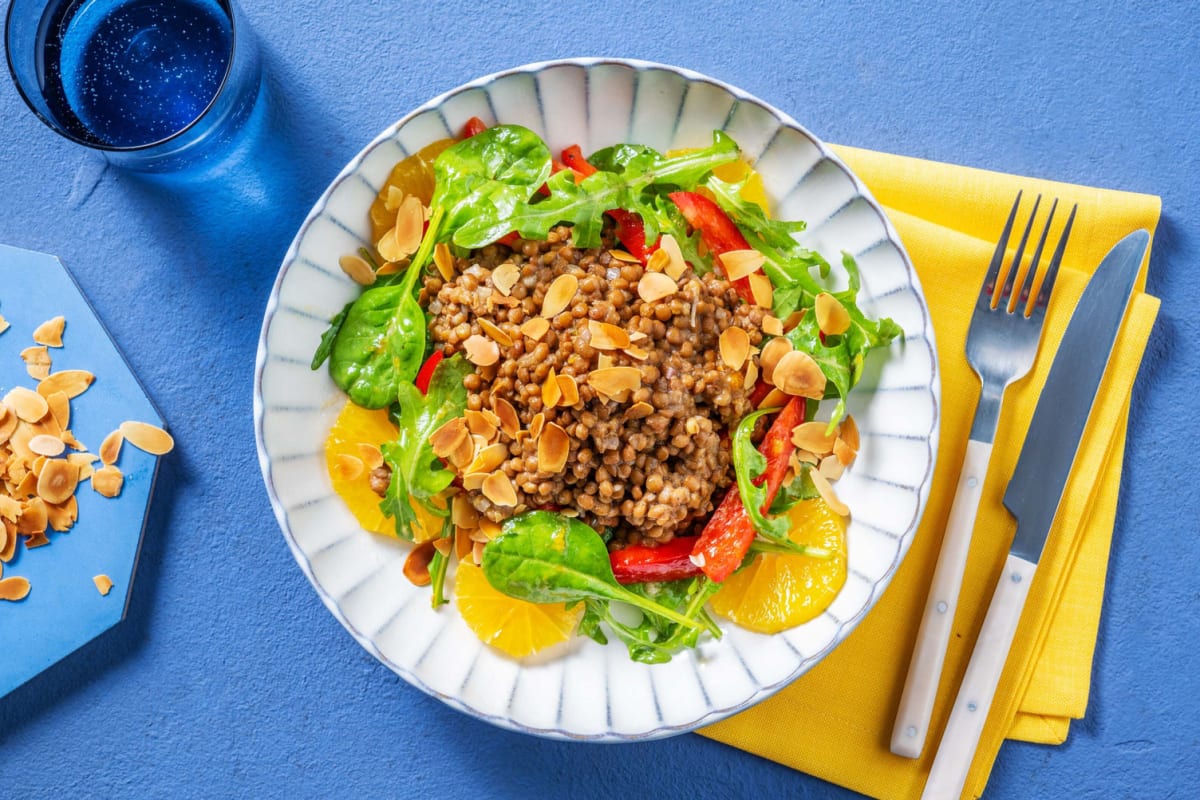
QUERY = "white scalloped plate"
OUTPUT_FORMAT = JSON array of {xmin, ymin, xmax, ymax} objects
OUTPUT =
[{"xmin": 254, "ymin": 58, "xmax": 939, "ymax": 741}]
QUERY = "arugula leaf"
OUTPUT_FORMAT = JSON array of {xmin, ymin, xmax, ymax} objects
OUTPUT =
[
  {"xmin": 584, "ymin": 576, "xmax": 723, "ymax": 664},
  {"xmin": 379, "ymin": 354, "xmax": 471, "ymax": 539},
  {"xmin": 481, "ymin": 511, "xmax": 705, "ymax": 631},
  {"xmin": 311, "ymin": 300, "xmax": 352, "ymax": 370}
]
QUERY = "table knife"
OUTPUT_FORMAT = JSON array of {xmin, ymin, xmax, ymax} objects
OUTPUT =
[{"xmin": 921, "ymin": 229, "xmax": 1150, "ymax": 800}]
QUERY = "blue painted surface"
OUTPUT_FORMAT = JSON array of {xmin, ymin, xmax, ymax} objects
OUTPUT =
[
  {"xmin": 0, "ymin": 1, "xmax": 1196, "ymax": 797},
  {"xmin": 0, "ymin": 244, "xmax": 163, "ymax": 699}
]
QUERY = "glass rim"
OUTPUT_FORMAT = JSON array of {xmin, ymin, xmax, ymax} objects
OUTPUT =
[{"xmin": 4, "ymin": 0, "xmax": 243, "ymax": 153}]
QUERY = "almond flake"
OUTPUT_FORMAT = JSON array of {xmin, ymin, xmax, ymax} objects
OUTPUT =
[
  {"xmin": 464, "ymin": 409, "xmax": 499, "ymax": 441},
  {"xmin": 462, "ymin": 473, "xmax": 487, "ymax": 491},
  {"xmin": 493, "ymin": 398, "xmax": 520, "ymax": 438},
  {"xmin": 0, "ymin": 525, "xmax": 13, "ymax": 563},
  {"xmin": 792, "ymin": 421, "xmax": 838, "ymax": 455},
  {"xmin": 0, "ymin": 496, "xmax": 19, "ymax": 523},
  {"xmin": 356, "ymin": 443, "xmax": 384, "ymax": 470},
  {"xmin": 637, "ymin": 272, "xmax": 677, "ymax": 303},
  {"xmin": 17, "ymin": 498, "xmax": 47, "ymax": 534},
  {"xmin": 646, "ymin": 248, "xmax": 671, "ymax": 273},
  {"xmin": 819, "ymin": 455, "xmax": 846, "ymax": 481},
  {"xmin": 433, "ymin": 242, "xmax": 455, "ymax": 281},
  {"xmin": 46, "ymin": 391, "xmax": 69, "ymax": 430},
  {"xmin": 795, "ymin": 450, "xmax": 820, "ymax": 465},
  {"xmin": 119, "ymin": 421, "xmax": 174, "ymax": 455},
  {"xmin": 541, "ymin": 274, "xmax": 579, "ymax": 318},
  {"xmin": 478, "ymin": 318, "xmax": 513, "ymax": 347},
  {"xmin": 718, "ymin": 249, "xmax": 765, "ymax": 281},
  {"xmin": 454, "ymin": 525, "xmax": 474, "ymax": 560},
  {"xmin": 478, "ymin": 517, "xmax": 502, "ymax": 540},
  {"xmin": 762, "ymin": 315, "xmax": 784, "ymax": 337},
  {"xmin": 520, "ymin": 317, "xmax": 550, "ymax": 340},
  {"xmin": 834, "ymin": 437, "xmax": 856, "ymax": 467},
  {"xmin": 541, "ymin": 367, "xmax": 562, "ymax": 409},
  {"xmin": 93, "ymin": 574, "xmax": 114, "ymax": 596},
  {"xmin": 624, "ymin": 346, "xmax": 649, "ymax": 361},
  {"xmin": 28, "ymin": 435, "xmax": 65, "ymax": 458},
  {"xmin": 99, "ymin": 430, "xmax": 123, "ymax": 465},
  {"xmin": 451, "ymin": 494, "xmax": 480, "ymax": 528},
  {"xmin": 465, "ymin": 443, "xmax": 508, "ymax": 476},
  {"xmin": 748, "ymin": 272, "xmax": 774, "ymax": 309},
  {"xmin": 92, "ymin": 465, "xmax": 124, "ymax": 498},
  {"xmin": 537, "ymin": 422, "xmax": 570, "ymax": 474},
  {"xmin": 0, "ymin": 576, "xmax": 31, "ymax": 602},
  {"xmin": 810, "ymin": 468, "xmax": 849, "ymax": 516},
  {"xmin": 472, "ymin": 540, "xmax": 486, "ymax": 566},
  {"xmin": 608, "ymin": 249, "xmax": 640, "ymax": 263},
  {"xmin": 587, "ymin": 320, "xmax": 630, "ymax": 350},
  {"xmin": 429, "ymin": 417, "xmax": 468, "ymax": 459},
  {"xmin": 492, "ymin": 262, "xmax": 521, "ymax": 296},
  {"xmin": 773, "ymin": 350, "xmax": 828, "ymax": 398},
  {"xmin": 332, "ymin": 454, "xmax": 364, "ymax": 481},
  {"xmin": 0, "ymin": 409, "xmax": 16, "ymax": 445},
  {"xmin": 32, "ymin": 316, "xmax": 65, "ymax": 348},
  {"xmin": 338, "ymin": 254, "xmax": 377, "ymax": 286},
  {"xmin": 815, "ymin": 292, "xmax": 851, "ymax": 336},
  {"xmin": 432, "ymin": 537, "xmax": 452, "ymax": 557},
  {"xmin": 24, "ymin": 531, "xmax": 50, "ymax": 549},
  {"xmin": 556, "ymin": 374, "xmax": 580, "ymax": 406},
  {"xmin": 783, "ymin": 309, "xmax": 806, "ymax": 332},
  {"xmin": 403, "ymin": 541, "xmax": 435, "ymax": 587},
  {"xmin": 624, "ymin": 401, "xmax": 654, "ymax": 420},
  {"xmin": 659, "ymin": 234, "xmax": 687, "ymax": 279},
  {"xmin": 375, "ymin": 228, "xmax": 403, "ymax": 263},
  {"xmin": 759, "ymin": 337, "xmax": 793, "ymax": 384},
  {"xmin": 840, "ymin": 415, "xmax": 860, "ymax": 451},
  {"xmin": 5, "ymin": 387, "xmax": 48, "ymax": 422},
  {"xmin": 463, "ymin": 334, "xmax": 500, "ymax": 367},
  {"xmin": 481, "ymin": 472, "xmax": 518, "ymax": 507},
  {"xmin": 0, "ymin": 314, "xmax": 8, "ymax": 334},
  {"xmin": 37, "ymin": 370, "xmax": 93, "ymax": 399},
  {"xmin": 376, "ymin": 261, "xmax": 404, "ymax": 276},
  {"xmin": 719, "ymin": 327, "xmax": 750, "ymax": 370},
  {"xmin": 745, "ymin": 359, "xmax": 759, "ymax": 387},
  {"xmin": 20, "ymin": 346, "xmax": 52, "ymax": 380},
  {"xmin": 393, "ymin": 195, "xmax": 425, "ymax": 258},
  {"xmin": 46, "ymin": 496, "xmax": 78, "ymax": 532},
  {"xmin": 597, "ymin": 353, "xmax": 614, "ymax": 371},
  {"xmin": 587, "ymin": 367, "xmax": 642, "ymax": 403},
  {"xmin": 528, "ymin": 413, "xmax": 545, "ymax": 441}
]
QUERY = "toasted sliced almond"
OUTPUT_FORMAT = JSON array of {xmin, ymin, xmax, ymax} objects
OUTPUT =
[
  {"xmin": 393, "ymin": 195, "xmax": 424, "ymax": 258},
  {"xmin": 492, "ymin": 262, "xmax": 521, "ymax": 296},
  {"xmin": 597, "ymin": 353, "xmax": 614, "ymax": 371},
  {"xmin": 46, "ymin": 496, "xmax": 78, "ymax": 532},
  {"xmin": 637, "ymin": 272, "xmax": 677, "ymax": 303},
  {"xmin": 478, "ymin": 517, "xmax": 502, "ymax": 540},
  {"xmin": 792, "ymin": 421, "xmax": 838, "ymax": 455},
  {"xmin": 20, "ymin": 346, "xmax": 52, "ymax": 380},
  {"xmin": 338, "ymin": 254, "xmax": 376, "ymax": 286},
  {"xmin": 481, "ymin": 472, "xmax": 518, "ymax": 507},
  {"xmin": 92, "ymin": 465, "xmax": 124, "ymax": 498},
  {"xmin": 467, "ymin": 527, "xmax": 491, "ymax": 543},
  {"xmin": 556, "ymin": 374, "xmax": 580, "ymax": 406},
  {"xmin": 451, "ymin": 494, "xmax": 480, "ymax": 528},
  {"xmin": 429, "ymin": 417, "xmax": 468, "ymax": 459},
  {"xmin": 357, "ymin": 443, "xmax": 384, "ymax": 470},
  {"xmin": 403, "ymin": 541, "xmax": 436, "ymax": 586},
  {"xmin": 819, "ymin": 455, "xmax": 846, "ymax": 481},
  {"xmin": 17, "ymin": 497, "xmax": 47, "ymax": 534},
  {"xmin": 465, "ymin": 443, "xmax": 508, "ymax": 476},
  {"xmin": 24, "ymin": 531, "xmax": 50, "ymax": 548},
  {"xmin": 624, "ymin": 346, "xmax": 649, "ymax": 361},
  {"xmin": 840, "ymin": 414, "xmax": 860, "ymax": 451},
  {"xmin": 28, "ymin": 434, "xmax": 65, "ymax": 458},
  {"xmin": 46, "ymin": 391, "xmax": 69, "ymax": 430},
  {"xmin": 0, "ymin": 496, "xmax": 19, "ymax": 523},
  {"xmin": 719, "ymin": 249, "xmax": 766, "ymax": 281},
  {"xmin": 478, "ymin": 318, "xmax": 513, "ymax": 347},
  {"xmin": 433, "ymin": 242, "xmax": 455, "ymax": 281},
  {"xmin": 0, "ymin": 524, "xmax": 13, "ymax": 563},
  {"xmin": 376, "ymin": 261, "xmax": 404, "ymax": 276},
  {"xmin": 119, "ymin": 421, "xmax": 174, "ymax": 455},
  {"xmin": 541, "ymin": 274, "xmax": 579, "ymax": 317},
  {"xmin": 463, "ymin": 334, "xmax": 500, "ymax": 367},
  {"xmin": 375, "ymin": 228, "xmax": 403, "ymax": 263},
  {"xmin": 60, "ymin": 428, "xmax": 82, "ymax": 450},
  {"xmin": 454, "ymin": 525, "xmax": 475, "ymax": 560},
  {"xmin": 0, "ymin": 576, "xmax": 31, "ymax": 602},
  {"xmin": 659, "ymin": 234, "xmax": 687, "ymax": 279},
  {"xmin": 528, "ymin": 412, "xmax": 545, "ymax": 441},
  {"xmin": 492, "ymin": 397, "xmax": 520, "ymax": 438},
  {"xmin": 608, "ymin": 248, "xmax": 640, "ymax": 263},
  {"xmin": 93, "ymin": 574, "xmax": 114, "ymax": 596},
  {"xmin": 773, "ymin": 350, "xmax": 828, "ymax": 398},
  {"xmin": 0, "ymin": 314, "xmax": 8, "ymax": 334},
  {"xmin": 833, "ymin": 437, "xmax": 856, "ymax": 467},
  {"xmin": 744, "ymin": 359, "xmax": 759, "ymax": 387},
  {"xmin": 519, "ymin": 317, "xmax": 550, "ymax": 341},
  {"xmin": 541, "ymin": 367, "xmax": 562, "ymax": 409},
  {"xmin": 332, "ymin": 454, "xmax": 364, "ymax": 481},
  {"xmin": 67, "ymin": 452, "xmax": 98, "ymax": 480},
  {"xmin": 759, "ymin": 337, "xmax": 793, "ymax": 384},
  {"xmin": 748, "ymin": 272, "xmax": 774, "ymax": 309},
  {"xmin": 537, "ymin": 423, "xmax": 570, "ymax": 474},
  {"xmin": 624, "ymin": 401, "xmax": 654, "ymax": 420},
  {"xmin": 795, "ymin": 450, "xmax": 820, "ymax": 466},
  {"xmin": 782, "ymin": 309, "xmax": 806, "ymax": 332},
  {"xmin": 815, "ymin": 292, "xmax": 851, "ymax": 336},
  {"xmin": 588, "ymin": 320, "xmax": 631, "ymax": 351},
  {"xmin": 646, "ymin": 247, "xmax": 671, "ymax": 273},
  {"xmin": 5, "ymin": 387, "xmax": 49, "ymax": 422},
  {"xmin": 37, "ymin": 370, "xmax": 93, "ymax": 399},
  {"xmin": 432, "ymin": 537, "xmax": 452, "ymax": 558},
  {"xmin": 810, "ymin": 468, "xmax": 849, "ymax": 516},
  {"xmin": 472, "ymin": 540, "xmax": 486, "ymax": 566},
  {"xmin": 462, "ymin": 472, "xmax": 487, "ymax": 491},
  {"xmin": 719, "ymin": 326, "xmax": 750, "ymax": 370},
  {"xmin": 762, "ymin": 315, "xmax": 784, "ymax": 337},
  {"xmin": 32, "ymin": 316, "xmax": 65, "ymax": 347},
  {"xmin": 587, "ymin": 367, "xmax": 642, "ymax": 402}
]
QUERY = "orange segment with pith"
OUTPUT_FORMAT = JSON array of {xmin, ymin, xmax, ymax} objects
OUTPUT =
[
  {"xmin": 369, "ymin": 138, "xmax": 456, "ymax": 241},
  {"xmin": 455, "ymin": 561, "xmax": 582, "ymax": 659},
  {"xmin": 709, "ymin": 498, "xmax": 847, "ymax": 633}
]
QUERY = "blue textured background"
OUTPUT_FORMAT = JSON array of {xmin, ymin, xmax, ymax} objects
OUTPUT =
[{"xmin": 1, "ymin": 1, "xmax": 1196, "ymax": 797}]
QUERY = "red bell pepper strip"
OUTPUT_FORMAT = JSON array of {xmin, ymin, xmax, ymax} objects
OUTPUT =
[
  {"xmin": 560, "ymin": 144, "xmax": 597, "ymax": 177},
  {"xmin": 459, "ymin": 116, "xmax": 488, "ymax": 140},
  {"xmin": 668, "ymin": 191, "xmax": 757, "ymax": 305},
  {"xmin": 415, "ymin": 350, "xmax": 444, "ymax": 395},
  {"xmin": 691, "ymin": 397, "xmax": 805, "ymax": 583},
  {"xmin": 610, "ymin": 536, "xmax": 702, "ymax": 584},
  {"xmin": 607, "ymin": 208, "xmax": 650, "ymax": 262}
]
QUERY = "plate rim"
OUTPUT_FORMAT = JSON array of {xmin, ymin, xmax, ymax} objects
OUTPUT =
[{"xmin": 253, "ymin": 56, "xmax": 941, "ymax": 740}]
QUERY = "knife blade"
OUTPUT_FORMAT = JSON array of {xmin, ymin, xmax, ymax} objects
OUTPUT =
[{"xmin": 922, "ymin": 229, "xmax": 1150, "ymax": 800}]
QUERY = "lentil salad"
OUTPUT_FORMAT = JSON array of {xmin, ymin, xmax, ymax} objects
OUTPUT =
[{"xmin": 312, "ymin": 119, "xmax": 900, "ymax": 661}]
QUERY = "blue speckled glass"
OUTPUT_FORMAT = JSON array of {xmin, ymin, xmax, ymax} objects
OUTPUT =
[{"xmin": 5, "ymin": 0, "xmax": 261, "ymax": 172}]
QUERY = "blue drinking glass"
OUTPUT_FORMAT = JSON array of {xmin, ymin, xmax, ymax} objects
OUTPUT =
[{"xmin": 5, "ymin": 0, "xmax": 262, "ymax": 172}]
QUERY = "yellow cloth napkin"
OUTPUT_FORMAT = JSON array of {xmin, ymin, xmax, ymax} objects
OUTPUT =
[{"xmin": 699, "ymin": 146, "xmax": 1161, "ymax": 799}]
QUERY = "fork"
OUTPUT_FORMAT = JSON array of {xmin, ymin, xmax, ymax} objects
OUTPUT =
[{"xmin": 890, "ymin": 192, "xmax": 1076, "ymax": 759}]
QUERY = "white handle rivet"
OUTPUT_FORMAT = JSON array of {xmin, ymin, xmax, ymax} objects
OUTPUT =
[
  {"xmin": 936, "ymin": 601, "xmax": 948, "ymax": 613},
  {"xmin": 967, "ymin": 476, "xmax": 978, "ymax": 488},
  {"xmin": 967, "ymin": 702, "xmax": 978, "ymax": 712}
]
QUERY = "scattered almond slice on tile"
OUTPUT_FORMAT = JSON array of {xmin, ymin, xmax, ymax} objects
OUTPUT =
[
  {"xmin": 91, "ymin": 465, "xmax": 124, "ymax": 498},
  {"xmin": 0, "ymin": 576, "xmax": 31, "ymax": 602},
  {"xmin": 37, "ymin": 369, "xmax": 93, "ymax": 399},
  {"xmin": 93, "ymin": 574, "xmax": 114, "ymax": 596},
  {"xmin": 5, "ymin": 386, "xmax": 49, "ymax": 422},
  {"xmin": 20, "ymin": 346, "xmax": 52, "ymax": 380},
  {"xmin": 32, "ymin": 316, "xmax": 65, "ymax": 347},
  {"xmin": 119, "ymin": 421, "xmax": 175, "ymax": 455},
  {"xmin": 0, "ymin": 314, "xmax": 9, "ymax": 335}
]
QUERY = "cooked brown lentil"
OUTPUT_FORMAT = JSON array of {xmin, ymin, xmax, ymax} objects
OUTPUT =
[{"xmin": 420, "ymin": 224, "xmax": 765, "ymax": 546}]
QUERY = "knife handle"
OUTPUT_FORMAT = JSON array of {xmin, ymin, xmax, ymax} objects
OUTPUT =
[
  {"xmin": 921, "ymin": 553, "xmax": 1037, "ymax": 800},
  {"xmin": 891, "ymin": 438, "xmax": 993, "ymax": 758}
]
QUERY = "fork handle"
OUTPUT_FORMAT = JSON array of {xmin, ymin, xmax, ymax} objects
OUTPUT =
[{"xmin": 890, "ymin": 438, "xmax": 993, "ymax": 759}]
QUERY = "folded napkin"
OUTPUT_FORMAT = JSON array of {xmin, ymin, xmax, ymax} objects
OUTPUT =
[{"xmin": 699, "ymin": 146, "xmax": 1162, "ymax": 799}]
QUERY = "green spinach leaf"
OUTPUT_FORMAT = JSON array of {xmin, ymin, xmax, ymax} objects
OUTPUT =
[{"xmin": 311, "ymin": 301, "xmax": 352, "ymax": 370}]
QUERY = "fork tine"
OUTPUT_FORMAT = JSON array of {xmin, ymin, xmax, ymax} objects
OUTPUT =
[
  {"xmin": 1030, "ymin": 203, "xmax": 1077, "ymax": 319},
  {"xmin": 1011, "ymin": 198, "xmax": 1058, "ymax": 315},
  {"xmin": 977, "ymin": 191, "xmax": 1023, "ymax": 311},
  {"xmin": 993, "ymin": 194, "xmax": 1041, "ymax": 309}
]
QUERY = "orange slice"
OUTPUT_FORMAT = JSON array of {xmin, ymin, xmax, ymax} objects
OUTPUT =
[
  {"xmin": 369, "ymin": 138, "xmax": 456, "ymax": 241},
  {"xmin": 709, "ymin": 498, "xmax": 847, "ymax": 633},
  {"xmin": 455, "ymin": 561, "xmax": 582, "ymax": 658},
  {"xmin": 324, "ymin": 400, "xmax": 399, "ymax": 535}
]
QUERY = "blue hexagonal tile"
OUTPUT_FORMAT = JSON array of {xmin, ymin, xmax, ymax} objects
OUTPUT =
[{"xmin": 0, "ymin": 244, "xmax": 165, "ymax": 698}]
